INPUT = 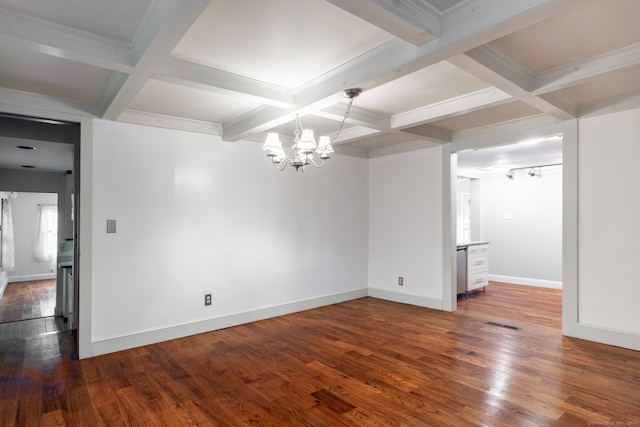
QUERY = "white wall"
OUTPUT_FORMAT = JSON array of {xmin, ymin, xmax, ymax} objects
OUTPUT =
[
  {"xmin": 476, "ymin": 167, "xmax": 563, "ymax": 287},
  {"xmin": 368, "ymin": 147, "xmax": 443, "ymax": 308},
  {"xmin": 578, "ymin": 108, "xmax": 640, "ymax": 339},
  {"xmin": 90, "ymin": 120, "xmax": 369, "ymax": 352},
  {"xmin": 5, "ymin": 192, "xmax": 58, "ymax": 282}
]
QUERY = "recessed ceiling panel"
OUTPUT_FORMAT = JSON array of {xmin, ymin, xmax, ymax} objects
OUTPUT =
[
  {"xmin": 129, "ymin": 80, "xmax": 262, "ymax": 123},
  {"xmin": 356, "ymin": 61, "xmax": 492, "ymax": 116},
  {"xmin": 0, "ymin": 43, "xmax": 112, "ymax": 103},
  {"xmin": 172, "ymin": 0, "xmax": 394, "ymax": 89},
  {"xmin": 556, "ymin": 65, "xmax": 640, "ymax": 106},
  {"xmin": 489, "ymin": 0, "xmax": 640, "ymax": 72},
  {"xmin": 0, "ymin": 0, "xmax": 151, "ymax": 43},
  {"xmin": 428, "ymin": 101, "xmax": 542, "ymax": 132},
  {"xmin": 265, "ymin": 114, "xmax": 352, "ymax": 139}
]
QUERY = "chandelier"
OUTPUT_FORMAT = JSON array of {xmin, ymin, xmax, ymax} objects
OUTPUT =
[{"xmin": 262, "ymin": 88, "xmax": 361, "ymax": 171}]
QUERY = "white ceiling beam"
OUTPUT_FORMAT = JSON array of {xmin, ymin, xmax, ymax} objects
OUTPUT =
[
  {"xmin": 223, "ymin": 105, "xmax": 297, "ymax": 142},
  {"xmin": 368, "ymin": 139, "xmax": 443, "ymax": 158},
  {"xmin": 0, "ymin": 8, "xmax": 133, "ymax": 73},
  {"xmin": 447, "ymin": 45, "xmax": 577, "ymax": 120},
  {"xmin": 154, "ymin": 58, "xmax": 295, "ymax": 108},
  {"xmin": 314, "ymin": 103, "xmax": 453, "ymax": 144},
  {"xmin": 332, "ymin": 127, "xmax": 382, "ymax": 145},
  {"xmin": 326, "ymin": 0, "xmax": 439, "ymax": 46},
  {"xmin": 225, "ymin": 0, "xmax": 574, "ymax": 142},
  {"xmin": 0, "ymin": 87, "xmax": 100, "ymax": 117},
  {"xmin": 525, "ymin": 92, "xmax": 577, "ymax": 120},
  {"xmin": 579, "ymin": 90, "xmax": 640, "ymax": 119},
  {"xmin": 533, "ymin": 41, "xmax": 640, "ymax": 94},
  {"xmin": 449, "ymin": 45, "xmax": 532, "ymax": 94},
  {"xmin": 118, "ymin": 109, "xmax": 223, "ymax": 136},
  {"xmin": 100, "ymin": 0, "xmax": 211, "ymax": 120},
  {"xmin": 399, "ymin": 125, "xmax": 451, "ymax": 143},
  {"xmin": 391, "ymin": 87, "xmax": 512, "ymax": 129},
  {"xmin": 312, "ymin": 104, "xmax": 391, "ymax": 130}
]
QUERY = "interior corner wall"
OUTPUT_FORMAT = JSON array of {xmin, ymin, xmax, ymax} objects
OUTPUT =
[
  {"xmin": 90, "ymin": 119, "xmax": 369, "ymax": 355},
  {"xmin": 578, "ymin": 107, "xmax": 640, "ymax": 347},
  {"xmin": 368, "ymin": 147, "xmax": 443, "ymax": 309},
  {"xmin": 477, "ymin": 168, "xmax": 563, "ymax": 287}
]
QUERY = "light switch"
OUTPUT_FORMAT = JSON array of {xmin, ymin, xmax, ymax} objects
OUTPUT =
[
  {"xmin": 106, "ymin": 219, "xmax": 117, "ymax": 233},
  {"xmin": 503, "ymin": 212, "xmax": 513, "ymax": 220}
]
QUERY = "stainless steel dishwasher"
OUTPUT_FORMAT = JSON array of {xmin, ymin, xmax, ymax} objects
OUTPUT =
[{"xmin": 456, "ymin": 247, "xmax": 467, "ymax": 296}]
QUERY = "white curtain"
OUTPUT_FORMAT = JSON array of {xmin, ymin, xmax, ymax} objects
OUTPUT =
[
  {"xmin": 1, "ymin": 197, "xmax": 16, "ymax": 271},
  {"xmin": 35, "ymin": 204, "xmax": 58, "ymax": 262}
]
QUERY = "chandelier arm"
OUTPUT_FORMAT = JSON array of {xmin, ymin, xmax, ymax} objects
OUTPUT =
[
  {"xmin": 272, "ymin": 157, "xmax": 292, "ymax": 171},
  {"xmin": 308, "ymin": 157, "xmax": 326, "ymax": 168}
]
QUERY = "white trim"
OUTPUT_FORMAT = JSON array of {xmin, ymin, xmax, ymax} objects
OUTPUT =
[
  {"xmin": 488, "ymin": 274, "xmax": 561, "ymax": 289},
  {"xmin": 90, "ymin": 288, "xmax": 367, "ymax": 357},
  {"xmin": 368, "ymin": 287, "xmax": 442, "ymax": 311},
  {"xmin": 7, "ymin": 273, "xmax": 56, "ymax": 283},
  {"xmin": 0, "ymin": 273, "xmax": 7, "ymax": 299},
  {"xmin": 577, "ymin": 324, "xmax": 640, "ymax": 352}
]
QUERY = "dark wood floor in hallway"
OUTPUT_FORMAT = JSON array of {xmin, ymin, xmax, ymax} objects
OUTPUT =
[
  {"xmin": 1, "ymin": 282, "xmax": 640, "ymax": 426},
  {"xmin": 0, "ymin": 279, "xmax": 56, "ymax": 323}
]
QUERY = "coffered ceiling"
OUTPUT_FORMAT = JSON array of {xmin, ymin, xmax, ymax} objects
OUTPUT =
[{"xmin": 0, "ymin": 0, "xmax": 639, "ymax": 164}]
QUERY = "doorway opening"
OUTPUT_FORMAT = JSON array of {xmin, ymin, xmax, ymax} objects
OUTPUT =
[
  {"xmin": 451, "ymin": 133, "xmax": 564, "ymax": 329},
  {"xmin": 0, "ymin": 192, "xmax": 58, "ymax": 322},
  {"xmin": 0, "ymin": 113, "xmax": 79, "ymax": 348}
]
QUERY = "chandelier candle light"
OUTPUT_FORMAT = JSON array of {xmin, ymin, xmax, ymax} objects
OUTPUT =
[{"xmin": 262, "ymin": 88, "xmax": 361, "ymax": 171}]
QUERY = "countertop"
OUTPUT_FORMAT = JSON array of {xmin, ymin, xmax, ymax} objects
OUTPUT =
[{"xmin": 456, "ymin": 241, "xmax": 490, "ymax": 250}]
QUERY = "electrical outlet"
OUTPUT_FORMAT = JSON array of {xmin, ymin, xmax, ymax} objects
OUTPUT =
[
  {"xmin": 204, "ymin": 294, "xmax": 212, "ymax": 306},
  {"xmin": 398, "ymin": 276, "xmax": 403, "ymax": 286}
]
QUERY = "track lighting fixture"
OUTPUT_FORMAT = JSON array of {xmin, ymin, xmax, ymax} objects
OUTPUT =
[{"xmin": 504, "ymin": 163, "xmax": 561, "ymax": 179}]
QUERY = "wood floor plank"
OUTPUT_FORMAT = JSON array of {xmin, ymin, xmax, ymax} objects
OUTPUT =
[
  {"xmin": 0, "ymin": 280, "xmax": 56, "ymax": 323},
  {"xmin": 1, "ymin": 282, "xmax": 640, "ymax": 425}
]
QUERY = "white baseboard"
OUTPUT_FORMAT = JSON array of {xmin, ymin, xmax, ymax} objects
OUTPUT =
[
  {"xmin": 0, "ymin": 275, "xmax": 7, "ymax": 300},
  {"xmin": 488, "ymin": 274, "xmax": 562, "ymax": 289},
  {"xmin": 90, "ymin": 288, "xmax": 368, "ymax": 357},
  {"xmin": 368, "ymin": 287, "xmax": 443, "ymax": 310},
  {"xmin": 8, "ymin": 273, "xmax": 56, "ymax": 283},
  {"xmin": 577, "ymin": 323, "xmax": 640, "ymax": 352}
]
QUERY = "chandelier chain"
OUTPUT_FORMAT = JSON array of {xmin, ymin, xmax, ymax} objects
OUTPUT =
[{"xmin": 333, "ymin": 96, "xmax": 354, "ymax": 142}]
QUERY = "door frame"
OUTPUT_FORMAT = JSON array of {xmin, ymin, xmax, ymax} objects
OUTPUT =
[{"xmin": 441, "ymin": 119, "xmax": 578, "ymax": 338}]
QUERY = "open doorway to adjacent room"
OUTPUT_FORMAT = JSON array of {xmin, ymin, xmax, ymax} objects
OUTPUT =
[
  {"xmin": 0, "ymin": 113, "xmax": 79, "ymax": 345},
  {"xmin": 453, "ymin": 134, "xmax": 564, "ymax": 329}
]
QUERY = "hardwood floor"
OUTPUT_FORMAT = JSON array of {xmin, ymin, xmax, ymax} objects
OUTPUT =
[
  {"xmin": 1, "ymin": 282, "xmax": 640, "ymax": 426},
  {"xmin": 0, "ymin": 279, "xmax": 56, "ymax": 323}
]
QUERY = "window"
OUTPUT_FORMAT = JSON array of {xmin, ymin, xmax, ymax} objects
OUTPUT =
[{"xmin": 35, "ymin": 204, "xmax": 57, "ymax": 262}]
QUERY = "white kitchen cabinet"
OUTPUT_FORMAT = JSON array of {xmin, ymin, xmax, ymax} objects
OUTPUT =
[{"xmin": 467, "ymin": 243, "xmax": 489, "ymax": 291}]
